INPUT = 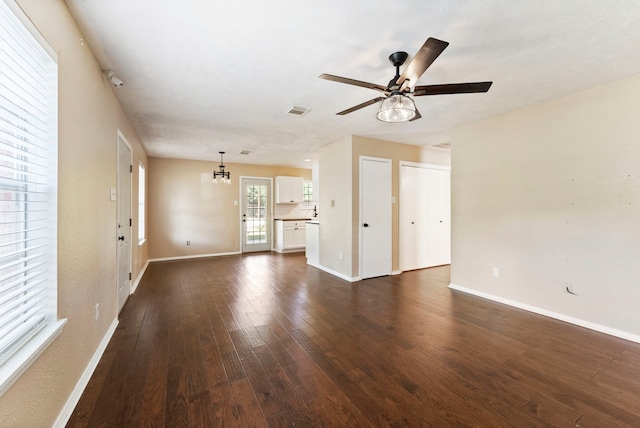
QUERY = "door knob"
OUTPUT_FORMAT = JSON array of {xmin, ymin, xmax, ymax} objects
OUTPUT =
[
  {"xmin": 363, "ymin": 223, "xmax": 369, "ymax": 228},
  {"xmin": 118, "ymin": 236, "xmax": 125, "ymax": 241}
]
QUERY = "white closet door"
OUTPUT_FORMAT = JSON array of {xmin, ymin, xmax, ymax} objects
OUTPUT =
[{"xmin": 400, "ymin": 163, "xmax": 451, "ymax": 271}]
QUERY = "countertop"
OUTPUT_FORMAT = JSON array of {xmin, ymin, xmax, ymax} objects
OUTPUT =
[
  {"xmin": 306, "ymin": 220, "xmax": 320, "ymax": 225},
  {"xmin": 274, "ymin": 218, "xmax": 312, "ymax": 221}
]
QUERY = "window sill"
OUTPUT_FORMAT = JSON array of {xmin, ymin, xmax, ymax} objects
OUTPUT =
[{"xmin": 0, "ymin": 319, "xmax": 67, "ymax": 397}]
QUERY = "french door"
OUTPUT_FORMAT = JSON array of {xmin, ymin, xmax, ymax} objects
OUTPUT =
[{"xmin": 241, "ymin": 177, "xmax": 272, "ymax": 253}]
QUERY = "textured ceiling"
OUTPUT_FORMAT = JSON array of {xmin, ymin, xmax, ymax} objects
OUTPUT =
[{"xmin": 64, "ymin": 0, "xmax": 640, "ymax": 168}]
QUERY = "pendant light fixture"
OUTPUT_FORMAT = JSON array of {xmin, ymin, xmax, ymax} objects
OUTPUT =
[
  {"xmin": 212, "ymin": 151, "xmax": 231, "ymax": 184},
  {"xmin": 376, "ymin": 93, "xmax": 416, "ymax": 122}
]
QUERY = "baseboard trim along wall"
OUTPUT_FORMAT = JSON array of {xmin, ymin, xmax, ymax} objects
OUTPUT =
[
  {"xmin": 448, "ymin": 283, "xmax": 640, "ymax": 344},
  {"xmin": 131, "ymin": 259, "xmax": 149, "ymax": 294},
  {"xmin": 308, "ymin": 263, "xmax": 360, "ymax": 282},
  {"xmin": 53, "ymin": 318, "xmax": 119, "ymax": 428},
  {"xmin": 149, "ymin": 251, "xmax": 241, "ymax": 263}
]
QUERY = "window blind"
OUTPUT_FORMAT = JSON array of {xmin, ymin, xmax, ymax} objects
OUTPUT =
[{"xmin": 0, "ymin": 0, "xmax": 58, "ymax": 368}]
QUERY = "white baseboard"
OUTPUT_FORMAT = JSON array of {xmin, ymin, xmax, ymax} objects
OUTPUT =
[
  {"xmin": 149, "ymin": 251, "xmax": 241, "ymax": 263},
  {"xmin": 448, "ymin": 283, "xmax": 640, "ymax": 344},
  {"xmin": 307, "ymin": 262, "xmax": 360, "ymax": 282},
  {"xmin": 130, "ymin": 259, "xmax": 149, "ymax": 294},
  {"xmin": 53, "ymin": 318, "xmax": 119, "ymax": 428}
]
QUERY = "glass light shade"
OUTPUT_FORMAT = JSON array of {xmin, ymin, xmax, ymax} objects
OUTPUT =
[{"xmin": 376, "ymin": 94, "xmax": 416, "ymax": 122}]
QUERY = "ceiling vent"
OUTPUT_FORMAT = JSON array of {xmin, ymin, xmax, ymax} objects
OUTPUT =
[
  {"xmin": 240, "ymin": 150, "xmax": 250, "ymax": 155},
  {"xmin": 285, "ymin": 105, "xmax": 310, "ymax": 116},
  {"xmin": 433, "ymin": 142, "xmax": 451, "ymax": 150}
]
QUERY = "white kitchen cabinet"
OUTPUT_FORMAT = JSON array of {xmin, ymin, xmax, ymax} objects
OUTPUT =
[
  {"xmin": 274, "ymin": 220, "xmax": 306, "ymax": 253},
  {"xmin": 275, "ymin": 176, "xmax": 303, "ymax": 204}
]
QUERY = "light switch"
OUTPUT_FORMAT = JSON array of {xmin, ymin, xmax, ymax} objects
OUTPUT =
[
  {"xmin": 233, "ymin": 200, "xmax": 238, "ymax": 206},
  {"xmin": 110, "ymin": 188, "xmax": 116, "ymax": 201}
]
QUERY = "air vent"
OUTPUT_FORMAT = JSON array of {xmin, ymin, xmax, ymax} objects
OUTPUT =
[
  {"xmin": 285, "ymin": 105, "xmax": 310, "ymax": 116},
  {"xmin": 433, "ymin": 142, "xmax": 451, "ymax": 150},
  {"xmin": 240, "ymin": 150, "xmax": 250, "ymax": 155}
]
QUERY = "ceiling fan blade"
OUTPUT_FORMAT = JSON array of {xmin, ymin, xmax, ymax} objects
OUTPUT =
[
  {"xmin": 397, "ymin": 38, "xmax": 449, "ymax": 86},
  {"xmin": 336, "ymin": 97, "xmax": 385, "ymax": 115},
  {"xmin": 413, "ymin": 81, "xmax": 493, "ymax": 96},
  {"xmin": 409, "ymin": 107, "xmax": 422, "ymax": 122},
  {"xmin": 319, "ymin": 73, "xmax": 387, "ymax": 93}
]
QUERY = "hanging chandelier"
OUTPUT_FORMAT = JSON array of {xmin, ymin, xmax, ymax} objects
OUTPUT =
[{"xmin": 212, "ymin": 151, "xmax": 231, "ymax": 184}]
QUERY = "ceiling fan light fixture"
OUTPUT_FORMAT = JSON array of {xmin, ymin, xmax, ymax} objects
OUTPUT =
[{"xmin": 376, "ymin": 94, "xmax": 416, "ymax": 123}]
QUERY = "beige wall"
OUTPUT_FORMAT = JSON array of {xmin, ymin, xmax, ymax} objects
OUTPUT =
[
  {"xmin": 0, "ymin": 1, "xmax": 148, "ymax": 426},
  {"xmin": 148, "ymin": 157, "xmax": 311, "ymax": 259},
  {"xmin": 451, "ymin": 73, "xmax": 640, "ymax": 339},
  {"xmin": 318, "ymin": 136, "xmax": 353, "ymax": 275},
  {"xmin": 319, "ymin": 135, "xmax": 451, "ymax": 279}
]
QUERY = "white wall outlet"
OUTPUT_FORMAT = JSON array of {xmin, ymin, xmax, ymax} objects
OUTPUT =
[
  {"xmin": 339, "ymin": 252, "xmax": 343, "ymax": 260},
  {"xmin": 95, "ymin": 303, "xmax": 99, "ymax": 321},
  {"xmin": 492, "ymin": 267, "xmax": 499, "ymax": 278}
]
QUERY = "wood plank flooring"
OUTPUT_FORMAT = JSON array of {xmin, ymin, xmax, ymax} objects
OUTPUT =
[{"xmin": 67, "ymin": 253, "xmax": 640, "ymax": 427}]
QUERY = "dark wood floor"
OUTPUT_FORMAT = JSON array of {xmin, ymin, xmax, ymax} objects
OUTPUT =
[{"xmin": 67, "ymin": 253, "xmax": 640, "ymax": 427}]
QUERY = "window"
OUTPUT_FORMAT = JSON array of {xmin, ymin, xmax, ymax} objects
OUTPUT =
[
  {"xmin": 0, "ymin": 0, "xmax": 65, "ymax": 396},
  {"xmin": 138, "ymin": 162, "xmax": 145, "ymax": 243},
  {"xmin": 303, "ymin": 180, "xmax": 313, "ymax": 205}
]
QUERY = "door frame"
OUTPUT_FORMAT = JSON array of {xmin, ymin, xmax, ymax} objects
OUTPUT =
[
  {"xmin": 399, "ymin": 161, "xmax": 451, "ymax": 272},
  {"xmin": 239, "ymin": 176, "xmax": 273, "ymax": 253},
  {"xmin": 116, "ymin": 129, "xmax": 132, "ymax": 313},
  {"xmin": 359, "ymin": 155, "xmax": 392, "ymax": 280}
]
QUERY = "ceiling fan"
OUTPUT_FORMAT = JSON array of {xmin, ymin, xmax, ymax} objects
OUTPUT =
[{"xmin": 319, "ymin": 37, "xmax": 493, "ymax": 122}]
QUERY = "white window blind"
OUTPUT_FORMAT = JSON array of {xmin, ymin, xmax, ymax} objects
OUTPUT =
[
  {"xmin": 138, "ymin": 162, "xmax": 145, "ymax": 242},
  {"xmin": 0, "ymin": 0, "xmax": 63, "ymax": 395}
]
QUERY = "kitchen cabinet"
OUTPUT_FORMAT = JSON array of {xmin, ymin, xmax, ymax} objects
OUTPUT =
[
  {"xmin": 275, "ymin": 176, "xmax": 303, "ymax": 204},
  {"xmin": 274, "ymin": 220, "xmax": 306, "ymax": 253}
]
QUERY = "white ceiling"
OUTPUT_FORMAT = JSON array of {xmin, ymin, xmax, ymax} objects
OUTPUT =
[{"xmin": 64, "ymin": 0, "xmax": 640, "ymax": 168}]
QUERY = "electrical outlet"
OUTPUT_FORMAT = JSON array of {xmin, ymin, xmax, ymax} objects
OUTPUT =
[
  {"xmin": 339, "ymin": 252, "xmax": 343, "ymax": 260},
  {"xmin": 95, "ymin": 303, "xmax": 99, "ymax": 321},
  {"xmin": 187, "ymin": 240, "xmax": 190, "ymax": 246},
  {"xmin": 492, "ymin": 267, "xmax": 499, "ymax": 278}
]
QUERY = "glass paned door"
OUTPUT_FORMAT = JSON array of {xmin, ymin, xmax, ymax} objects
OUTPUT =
[{"xmin": 241, "ymin": 178, "xmax": 271, "ymax": 253}]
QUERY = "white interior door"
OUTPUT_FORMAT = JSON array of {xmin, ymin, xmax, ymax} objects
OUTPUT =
[
  {"xmin": 360, "ymin": 157, "xmax": 391, "ymax": 279},
  {"xmin": 425, "ymin": 167, "xmax": 451, "ymax": 267},
  {"xmin": 241, "ymin": 177, "xmax": 271, "ymax": 253},
  {"xmin": 400, "ymin": 162, "xmax": 451, "ymax": 271},
  {"xmin": 117, "ymin": 131, "xmax": 132, "ymax": 313},
  {"xmin": 400, "ymin": 164, "xmax": 428, "ymax": 271}
]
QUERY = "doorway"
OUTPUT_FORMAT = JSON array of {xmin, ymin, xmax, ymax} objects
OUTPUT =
[
  {"xmin": 359, "ymin": 156, "xmax": 392, "ymax": 279},
  {"xmin": 241, "ymin": 177, "xmax": 272, "ymax": 253},
  {"xmin": 399, "ymin": 162, "xmax": 451, "ymax": 271},
  {"xmin": 116, "ymin": 130, "xmax": 132, "ymax": 313}
]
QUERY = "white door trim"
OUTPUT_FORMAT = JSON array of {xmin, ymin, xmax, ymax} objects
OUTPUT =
[
  {"xmin": 399, "ymin": 161, "xmax": 451, "ymax": 272},
  {"xmin": 116, "ymin": 129, "xmax": 132, "ymax": 313},
  {"xmin": 239, "ymin": 176, "xmax": 273, "ymax": 253}
]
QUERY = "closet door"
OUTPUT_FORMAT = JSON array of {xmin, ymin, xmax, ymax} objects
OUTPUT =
[
  {"xmin": 425, "ymin": 167, "xmax": 451, "ymax": 268},
  {"xmin": 400, "ymin": 165, "xmax": 428, "ymax": 271},
  {"xmin": 400, "ymin": 163, "xmax": 451, "ymax": 271}
]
